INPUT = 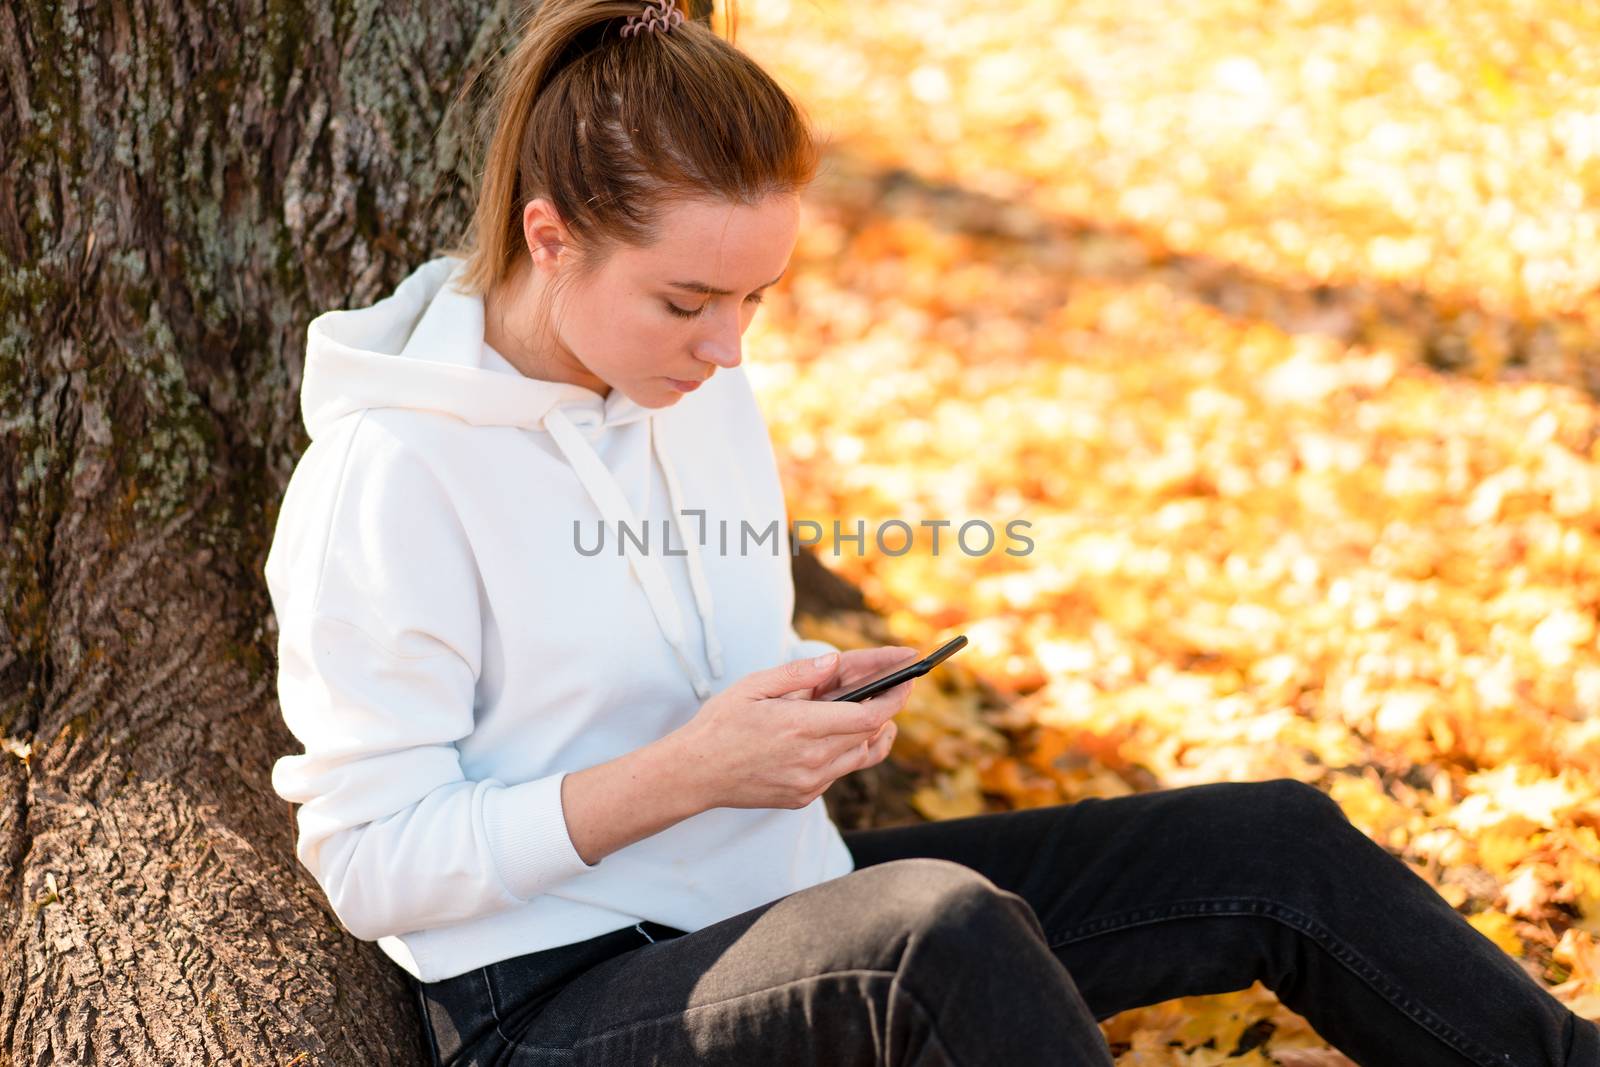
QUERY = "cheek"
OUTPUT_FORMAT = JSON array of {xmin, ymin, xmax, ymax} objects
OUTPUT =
[
  {"xmin": 565, "ymin": 297, "xmax": 666, "ymax": 370},
  {"xmin": 622, "ymin": 309, "xmax": 686, "ymax": 368},
  {"xmin": 563, "ymin": 295, "xmax": 630, "ymax": 355}
]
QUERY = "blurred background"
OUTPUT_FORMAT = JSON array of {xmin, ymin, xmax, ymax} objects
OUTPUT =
[
  {"xmin": 5, "ymin": 0, "xmax": 1599, "ymax": 1060},
  {"xmin": 735, "ymin": 2, "xmax": 1600, "ymax": 1060}
]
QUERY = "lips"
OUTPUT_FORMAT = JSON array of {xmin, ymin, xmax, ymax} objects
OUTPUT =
[{"xmin": 667, "ymin": 375, "xmax": 707, "ymax": 392}]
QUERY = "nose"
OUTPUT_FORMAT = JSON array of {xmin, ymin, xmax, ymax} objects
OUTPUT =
[{"xmin": 695, "ymin": 333, "xmax": 742, "ymax": 371}]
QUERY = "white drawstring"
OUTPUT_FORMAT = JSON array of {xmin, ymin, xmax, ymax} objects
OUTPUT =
[
  {"xmin": 544, "ymin": 407, "xmax": 718, "ymax": 700},
  {"xmin": 654, "ymin": 417, "xmax": 725, "ymax": 679}
]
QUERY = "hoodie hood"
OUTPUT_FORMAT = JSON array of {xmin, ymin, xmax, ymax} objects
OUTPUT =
[
  {"xmin": 302, "ymin": 255, "xmax": 653, "ymax": 440},
  {"xmin": 299, "ymin": 255, "xmax": 726, "ymax": 700}
]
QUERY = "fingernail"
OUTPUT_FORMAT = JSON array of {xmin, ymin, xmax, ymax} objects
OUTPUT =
[{"xmin": 812, "ymin": 652, "xmax": 837, "ymax": 669}]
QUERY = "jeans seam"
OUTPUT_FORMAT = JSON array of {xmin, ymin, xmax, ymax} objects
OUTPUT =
[
  {"xmin": 414, "ymin": 978, "xmax": 443, "ymax": 1067},
  {"xmin": 890, "ymin": 957, "xmax": 971, "ymax": 1067},
  {"xmin": 500, "ymin": 968, "xmax": 903, "ymax": 1054},
  {"xmin": 1047, "ymin": 895, "xmax": 1506, "ymax": 1067},
  {"xmin": 482, "ymin": 965, "xmax": 522, "ymax": 1050}
]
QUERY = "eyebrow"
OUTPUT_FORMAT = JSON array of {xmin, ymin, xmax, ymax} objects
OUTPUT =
[{"xmin": 665, "ymin": 268, "xmax": 787, "ymax": 297}]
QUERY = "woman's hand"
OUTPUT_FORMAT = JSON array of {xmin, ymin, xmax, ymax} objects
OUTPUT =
[
  {"xmin": 782, "ymin": 645, "xmax": 921, "ymax": 703},
  {"xmin": 664, "ymin": 648, "xmax": 920, "ymax": 812}
]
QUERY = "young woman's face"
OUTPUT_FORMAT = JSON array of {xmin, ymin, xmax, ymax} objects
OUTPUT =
[{"xmin": 549, "ymin": 193, "xmax": 801, "ymax": 406}]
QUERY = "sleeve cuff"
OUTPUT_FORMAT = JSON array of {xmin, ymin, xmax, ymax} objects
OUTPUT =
[{"xmin": 482, "ymin": 771, "xmax": 598, "ymax": 900}]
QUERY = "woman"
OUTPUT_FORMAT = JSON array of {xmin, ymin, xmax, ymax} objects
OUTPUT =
[{"xmin": 263, "ymin": 1, "xmax": 1600, "ymax": 1064}]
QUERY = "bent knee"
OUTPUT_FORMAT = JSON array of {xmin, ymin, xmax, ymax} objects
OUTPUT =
[
  {"xmin": 1252, "ymin": 778, "xmax": 1349, "ymax": 825},
  {"xmin": 851, "ymin": 858, "xmax": 1040, "ymax": 948},
  {"xmin": 1194, "ymin": 777, "xmax": 1357, "ymax": 858},
  {"xmin": 852, "ymin": 857, "xmax": 997, "ymax": 909}
]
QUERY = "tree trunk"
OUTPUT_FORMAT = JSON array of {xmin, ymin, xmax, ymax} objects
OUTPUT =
[{"xmin": 0, "ymin": 1, "xmax": 853, "ymax": 1062}]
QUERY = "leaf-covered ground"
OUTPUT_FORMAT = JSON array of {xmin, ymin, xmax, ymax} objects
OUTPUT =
[{"xmin": 738, "ymin": 2, "xmax": 1600, "ymax": 1061}]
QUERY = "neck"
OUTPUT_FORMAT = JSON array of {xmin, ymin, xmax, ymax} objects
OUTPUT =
[{"xmin": 482, "ymin": 261, "xmax": 611, "ymax": 400}]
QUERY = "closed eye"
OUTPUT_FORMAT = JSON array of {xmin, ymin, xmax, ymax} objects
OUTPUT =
[{"xmin": 665, "ymin": 292, "xmax": 766, "ymax": 320}]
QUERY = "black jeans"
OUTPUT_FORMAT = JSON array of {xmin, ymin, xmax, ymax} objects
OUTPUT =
[{"xmin": 414, "ymin": 778, "xmax": 1600, "ymax": 1066}]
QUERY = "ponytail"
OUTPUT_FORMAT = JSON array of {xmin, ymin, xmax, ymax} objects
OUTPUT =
[{"xmin": 439, "ymin": 0, "xmax": 818, "ymax": 301}]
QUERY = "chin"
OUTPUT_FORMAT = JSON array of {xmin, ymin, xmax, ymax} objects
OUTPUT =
[{"xmin": 634, "ymin": 383, "xmax": 683, "ymax": 409}]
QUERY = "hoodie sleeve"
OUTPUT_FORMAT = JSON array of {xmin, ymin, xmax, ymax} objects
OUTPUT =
[{"xmin": 266, "ymin": 416, "xmax": 595, "ymax": 943}]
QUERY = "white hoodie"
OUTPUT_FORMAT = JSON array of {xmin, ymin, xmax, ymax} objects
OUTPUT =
[{"xmin": 265, "ymin": 255, "xmax": 852, "ymax": 983}]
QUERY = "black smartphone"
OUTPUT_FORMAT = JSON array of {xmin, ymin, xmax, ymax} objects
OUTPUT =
[{"xmin": 821, "ymin": 636, "xmax": 969, "ymax": 702}]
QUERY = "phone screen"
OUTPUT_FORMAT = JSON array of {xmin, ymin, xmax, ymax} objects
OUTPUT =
[{"xmin": 819, "ymin": 636, "xmax": 968, "ymax": 702}]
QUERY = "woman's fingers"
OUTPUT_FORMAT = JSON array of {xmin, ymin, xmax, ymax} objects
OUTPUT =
[
  {"xmin": 831, "ymin": 646, "xmax": 920, "ymax": 690},
  {"xmin": 797, "ymin": 669, "xmax": 917, "ymax": 736},
  {"xmin": 862, "ymin": 720, "xmax": 897, "ymax": 766},
  {"xmin": 818, "ymin": 719, "xmax": 897, "ymax": 784}
]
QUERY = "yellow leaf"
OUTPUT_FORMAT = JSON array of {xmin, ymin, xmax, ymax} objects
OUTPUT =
[
  {"xmin": 1467, "ymin": 910, "xmax": 1523, "ymax": 957},
  {"xmin": 909, "ymin": 764, "xmax": 986, "ymax": 821}
]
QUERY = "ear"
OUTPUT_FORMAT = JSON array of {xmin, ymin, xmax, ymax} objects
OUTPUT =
[{"xmin": 522, "ymin": 197, "xmax": 568, "ymax": 272}]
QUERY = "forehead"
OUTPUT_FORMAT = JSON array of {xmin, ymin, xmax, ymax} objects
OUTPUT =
[{"xmin": 622, "ymin": 195, "xmax": 799, "ymax": 276}]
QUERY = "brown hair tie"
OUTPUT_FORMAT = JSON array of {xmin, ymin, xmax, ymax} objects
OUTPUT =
[{"xmin": 620, "ymin": 0, "xmax": 684, "ymax": 37}]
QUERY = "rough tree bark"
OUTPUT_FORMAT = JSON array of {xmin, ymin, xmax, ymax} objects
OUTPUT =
[{"xmin": 0, "ymin": 0, "xmax": 887, "ymax": 1062}]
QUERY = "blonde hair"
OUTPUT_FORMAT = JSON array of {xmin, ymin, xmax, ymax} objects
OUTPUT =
[{"xmin": 440, "ymin": 0, "xmax": 820, "ymax": 311}]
